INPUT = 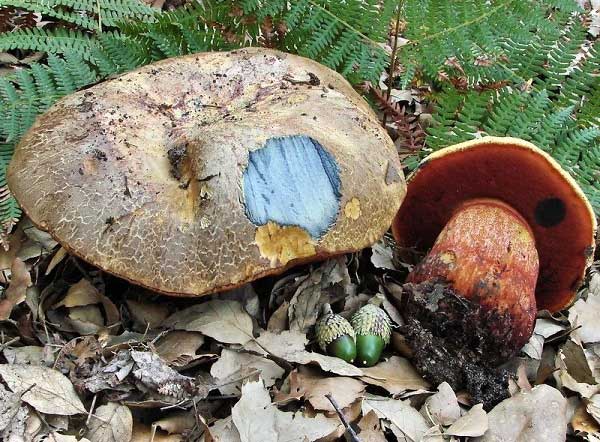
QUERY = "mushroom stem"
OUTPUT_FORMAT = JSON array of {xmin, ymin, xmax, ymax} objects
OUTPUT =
[{"xmin": 407, "ymin": 198, "xmax": 539, "ymax": 358}]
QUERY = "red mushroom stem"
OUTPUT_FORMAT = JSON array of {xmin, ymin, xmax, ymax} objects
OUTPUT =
[{"xmin": 406, "ymin": 198, "xmax": 539, "ymax": 358}]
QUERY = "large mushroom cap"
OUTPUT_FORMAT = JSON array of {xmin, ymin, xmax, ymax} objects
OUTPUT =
[
  {"xmin": 392, "ymin": 136, "xmax": 597, "ymax": 312},
  {"xmin": 8, "ymin": 48, "xmax": 405, "ymax": 297}
]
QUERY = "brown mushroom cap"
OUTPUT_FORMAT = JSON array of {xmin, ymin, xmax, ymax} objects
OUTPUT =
[
  {"xmin": 392, "ymin": 136, "xmax": 597, "ymax": 312},
  {"xmin": 8, "ymin": 48, "xmax": 406, "ymax": 297}
]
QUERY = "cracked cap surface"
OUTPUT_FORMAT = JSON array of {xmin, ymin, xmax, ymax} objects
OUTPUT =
[{"xmin": 8, "ymin": 48, "xmax": 406, "ymax": 296}]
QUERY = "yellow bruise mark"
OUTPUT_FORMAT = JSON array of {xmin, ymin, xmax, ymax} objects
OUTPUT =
[
  {"xmin": 287, "ymin": 93, "xmax": 308, "ymax": 105},
  {"xmin": 344, "ymin": 198, "xmax": 361, "ymax": 220},
  {"xmin": 255, "ymin": 221, "xmax": 316, "ymax": 267}
]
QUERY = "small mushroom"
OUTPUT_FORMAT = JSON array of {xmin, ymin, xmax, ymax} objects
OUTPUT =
[
  {"xmin": 8, "ymin": 48, "xmax": 406, "ymax": 296},
  {"xmin": 393, "ymin": 136, "xmax": 596, "ymax": 370}
]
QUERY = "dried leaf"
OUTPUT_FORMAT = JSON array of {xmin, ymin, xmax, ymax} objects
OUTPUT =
[
  {"xmin": 473, "ymin": 385, "xmax": 566, "ymax": 442},
  {"xmin": 556, "ymin": 340, "xmax": 599, "ymax": 398},
  {"xmin": 569, "ymin": 289, "xmax": 600, "ymax": 344},
  {"xmin": 204, "ymin": 417, "xmax": 241, "ymax": 442},
  {"xmin": 129, "ymin": 421, "xmax": 183, "ymax": 442},
  {"xmin": 155, "ymin": 331, "xmax": 205, "ymax": 367},
  {"xmin": 522, "ymin": 333, "xmax": 544, "ymax": 360},
  {"xmin": 446, "ymin": 404, "xmax": 487, "ymax": 437},
  {"xmin": 288, "ymin": 258, "xmax": 350, "ymax": 333},
  {"xmin": 131, "ymin": 351, "xmax": 199, "ymax": 399},
  {"xmin": 0, "ymin": 383, "xmax": 23, "ymax": 432},
  {"xmin": 245, "ymin": 330, "xmax": 364, "ymax": 376},
  {"xmin": 164, "ymin": 300, "xmax": 254, "ymax": 345},
  {"xmin": 55, "ymin": 279, "xmax": 101, "ymax": 308},
  {"xmin": 420, "ymin": 382, "xmax": 461, "ymax": 426},
  {"xmin": 48, "ymin": 433, "xmax": 91, "ymax": 442},
  {"xmin": 131, "ymin": 421, "xmax": 182, "ymax": 442},
  {"xmin": 274, "ymin": 367, "xmax": 365, "ymax": 412},
  {"xmin": 153, "ymin": 411, "xmax": 195, "ymax": 435},
  {"xmin": 211, "ymin": 349, "xmax": 284, "ymax": 395},
  {"xmin": 370, "ymin": 239, "xmax": 395, "ymax": 270},
  {"xmin": 573, "ymin": 402, "xmax": 600, "ymax": 435},
  {"xmin": 2, "ymin": 345, "xmax": 46, "ymax": 365},
  {"xmin": 231, "ymin": 378, "xmax": 340, "ymax": 442},
  {"xmin": 587, "ymin": 394, "xmax": 600, "ymax": 425},
  {"xmin": 363, "ymin": 396, "xmax": 431, "ymax": 442},
  {"xmin": 361, "ymin": 356, "xmax": 429, "ymax": 394},
  {"xmin": 0, "ymin": 258, "xmax": 31, "ymax": 320},
  {"xmin": 357, "ymin": 410, "xmax": 386, "ymax": 442},
  {"xmin": 126, "ymin": 300, "xmax": 170, "ymax": 330},
  {"xmin": 0, "ymin": 364, "xmax": 86, "ymax": 415},
  {"xmin": 87, "ymin": 403, "xmax": 132, "ymax": 442},
  {"xmin": 267, "ymin": 301, "xmax": 289, "ymax": 332}
]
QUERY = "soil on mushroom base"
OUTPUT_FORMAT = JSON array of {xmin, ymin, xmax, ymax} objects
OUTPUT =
[{"xmin": 401, "ymin": 280, "xmax": 513, "ymax": 409}]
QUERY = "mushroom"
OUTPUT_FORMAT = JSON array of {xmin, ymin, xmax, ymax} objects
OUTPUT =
[
  {"xmin": 8, "ymin": 48, "xmax": 406, "ymax": 296},
  {"xmin": 392, "ymin": 136, "xmax": 596, "ymax": 404}
]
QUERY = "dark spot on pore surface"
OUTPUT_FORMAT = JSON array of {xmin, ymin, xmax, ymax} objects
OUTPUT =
[
  {"xmin": 243, "ymin": 135, "xmax": 341, "ymax": 239},
  {"xmin": 91, "ymin": 149, "xmax": 107, "ymax": 161},
  {"xmin": 534, "ymin": 197, "xmax": 566, "ymax": 227},
  {"xmin": 167, "ymin": 144, "xmax": 187, "ymax": 180}
]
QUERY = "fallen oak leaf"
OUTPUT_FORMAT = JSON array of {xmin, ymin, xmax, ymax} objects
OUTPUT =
[
  {"xmin": 0, "ymin": 257, "xmax": 31, "ymax": 320},
  {"xmin": 420, "ymin": 382, "xmax": 461, "ymax": 427},
  {"xmin": 231, "ymin": 378, "xmax": 340, "ymax": 442},
  {"xmin": 87, "ymin": 402, "xmax": 132, "ymax": 442},
  {"xmin": 0, "ymin": 364, "xmax": 86, "ymax": 415},
  {"xmin": 446, "ymin": 403, "xmax": 488, "ymax": 437},
  {"xmin": 274, "ymin": 367, "xmax": 365, "ymax": 413},
  {"xmin": 211, "ymin": 348, "xmax": 284, "ymax": 395},
  {"xmin": 360, "ymin": 356, "xmax": 429, "ymax": 395},
  {"xmin": 155, "ymin": 331, "xmax": 206, "ymax": 368},
  {"xmin": 363, "ymin": 396, "xmax": 431, "ymax": 442},
  {"xmin": 164, "ymin": 300, "xmax": 254, "ymax": 345},
  {"xmin": 357, "ymin": 410, "xmax": 386, "ymax": 442}
]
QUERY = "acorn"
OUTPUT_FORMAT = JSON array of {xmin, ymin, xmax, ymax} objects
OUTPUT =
[
  {"xmin": 315, "ymin": 304, "xmax": 357, "ymax": 363},
  {"xmin": 351, "ymin": 304, "xmax": 392, "ymax": 367}
]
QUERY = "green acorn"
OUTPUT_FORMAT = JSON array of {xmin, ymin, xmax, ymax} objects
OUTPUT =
[
  {"xmin": 351, "ymin": 304, "xmax": 392, "ymax": 367},
  {"xmin": 315, "ymin": 304, "xmax": 357, "ymax": 363}
]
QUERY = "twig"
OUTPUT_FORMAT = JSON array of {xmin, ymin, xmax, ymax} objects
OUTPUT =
[
  {"xmin": 325, "ymin": 393, "xmax": 361, "ymax": 442},
  {"xmin": 0, "ymin": 336, "xmax": 20, "ymax": 351},
  {"xmin": 86, "ymin": 394, "xmax": 98, "ymax": 426}
]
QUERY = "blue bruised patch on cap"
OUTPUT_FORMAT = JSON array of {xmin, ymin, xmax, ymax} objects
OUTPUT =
[{"xmin": 243, "ymin": 135, "xmax": 342, "ymax": 239}]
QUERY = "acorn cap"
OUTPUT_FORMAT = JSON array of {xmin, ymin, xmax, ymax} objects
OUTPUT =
[
  {"xmin": 351, "ymin": 304, "xmax": 392, "ymax": 344},
  {"xmin": 315, "ymin": 309, "xmax": 356, "ymax": 351},
  {"xmin": 393, "ymin": 137, "xmax": 597, "ymax": 312},
  {"xmin": 7, "ymin": 47, "xmax": 406, "ymax": 297}
]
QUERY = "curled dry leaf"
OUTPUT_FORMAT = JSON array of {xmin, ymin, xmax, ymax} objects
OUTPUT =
[
  {"xmin": 0, "ymin": 257, "xmax": 31, "ymax": 320},
  {"xmin": 473, "ymin": 385, "xmax": 566, "ymax": 442},
  {"xmin": 153, "ymin": 411, "xmax": 196, "ymax": 436},
  {"xmin": 131, "ymin": 421, "xmax": 183, "ymax": 442},
  {"xmin": 569, "ymin": 284, "xmax": 600, "ymax": 344},
  {"xmin": 288, "ymin": 257, "xmax": 352, "ymax": 333},
  {"xmin": 203, "ymin": 416, "xmax": 241, "ymax": 442},
  {"xmin": 572, "ymin": 402, "xmax": 600, "ymax": 436},
  {"xmin": 164, "ymin": 300, "xmax": 254, "ymax": 345},
  {"xmin": 0, "ymin": 364, "xmax": 86, "ymax": 415},
  {"xmin": 357, "ymin": 410, "xmax": 387, "ymax": 442},
  {"xmin": 155, "ymin": 331, "xmax": 206, "ymax": 367},
  {"xmin": 131, "ymin": 351, "xmax": 199, "ymax": 400},
  {"xmin": 363, "ymin": 396, "xmax": 431, "ymax": 442},
  {"xmin": 587, "ymin": 394, "xmax": 600, "ymax": 425},
  {"xmin": 274, "ymin": 367, "xmax": 365, "ymax": 412},
  {"xmin": 555, "ymin": 340, "xmax": 599, "ymax": 398},
  {"xmin": 211, "ymin": 348, "xmax": 284, "ymax": 395},
  {"xmin": 0, "ymin": 382, "xmax": 23, "ymax": 432},
  {"xmin": 446, "ymin": 403, "xmax": 488, "ymax": 437},
  {"xmin": 231, "ymin": 378, "xmax": 340, "ymax": 442},
  {"xmin": 420, "ymin": 382, "xmax": 461, "ymax": 426},
  {"xmin": 245, "ymin": 330, "xmax": 364, "ymax": 376},
  {"xmin": 360, "ymin": 356, "xmax": 429, "ymax": 395},
  {"xmin": 87, "ymin": 402, "xmax": 133, "ymax": 442},
  {"xmin": 126, "ymin": 299, "xmax": 170, "ymax": 330}
]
